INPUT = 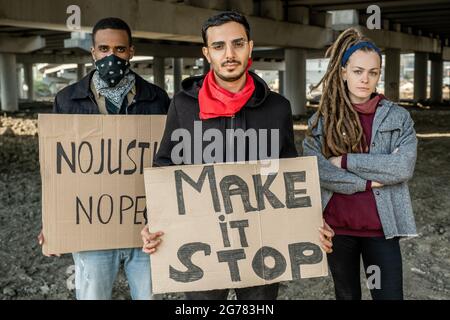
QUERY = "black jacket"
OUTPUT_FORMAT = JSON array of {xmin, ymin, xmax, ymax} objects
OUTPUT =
[
  {"xmin": 53, "ymin": 70, "xmax": 170, "ymax": 115},
  {"xmin": 155, "ymin": 71, "xmax": 297, "ymax": 166}
]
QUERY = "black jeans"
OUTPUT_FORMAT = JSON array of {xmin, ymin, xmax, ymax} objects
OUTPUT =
[
  {"xmin": 184, "ymin": 283, "xmax": 279, "ymax": 300},
  {"xmin": 327, "ymin": 235, "xmax": 403, "ymax": 300}
]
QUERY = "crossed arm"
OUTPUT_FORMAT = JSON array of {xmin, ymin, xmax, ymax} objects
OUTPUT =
[{"xmin": 303, "ymin": 113, "xmax": 417, "ymax": 192}]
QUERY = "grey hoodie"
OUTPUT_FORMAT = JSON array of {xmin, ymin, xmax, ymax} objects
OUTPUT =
[{"xmin": 303, "ymin": 98, "xmax": 418, "ymax": 239}]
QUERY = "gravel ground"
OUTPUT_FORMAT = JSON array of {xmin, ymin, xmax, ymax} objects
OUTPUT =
[{"xmin": 0, "ymin": 102, "xmax": 449, "ymax": 300}]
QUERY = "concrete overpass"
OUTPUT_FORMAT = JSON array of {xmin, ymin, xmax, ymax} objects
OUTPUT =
[{"xmin": 1, "ymin": 0, "xmax": 449, "ymax": 115}]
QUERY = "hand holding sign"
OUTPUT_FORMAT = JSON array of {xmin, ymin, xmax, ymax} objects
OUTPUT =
[
  {"xmin": 37, "ymin": 230, "xmax": 61, "ymax": 257},
  {"xmin": 144, "ymin": 157, "xmax": 330, "ymax": 294},
  {"xmin": 38, "ymin": 114, "xmax": 166, "ymax": 255},
  {"xmin": 141, "ymin": 226, "xmax": 163, "ymax": 254},
  {"xmin": 319, "ymin": 220, "xmax": 334, "ymax": 253}
]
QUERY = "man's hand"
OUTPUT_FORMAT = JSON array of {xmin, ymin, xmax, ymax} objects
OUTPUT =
[
  {"xmin": 141, "ymin": 226, "xmax": 164, "ymax": 255},
  {"xmin": 329, "ymin": 156, "xmax": 342, "ymax": 168},
  {"xmin": 319, "ymin": 220, "xmax": 335, "ymax": 253},
  {"xmin": 37, "ymin": 230, "xmax": 61, "ymax": 257},
  {"xmin": 371, "ymin": 181, "xmax": 384, "ymax": 188}
]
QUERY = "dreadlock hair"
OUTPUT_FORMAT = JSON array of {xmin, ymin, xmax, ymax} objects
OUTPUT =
[{"xmin": 307, "ymin": 27, "xmax": 381, "ymax": 158}]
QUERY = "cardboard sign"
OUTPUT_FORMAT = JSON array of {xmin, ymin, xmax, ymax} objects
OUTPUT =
[
  {"xmin": 144, "ymin": 157, "xmax": 327, "ymax": 294},
  {"xmin": 39, "ymin": 114, "xmax": 166, "ymax": 255}
]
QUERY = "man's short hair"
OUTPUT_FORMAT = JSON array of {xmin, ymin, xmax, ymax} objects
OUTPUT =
[
  {"xmin": 201, "ymin": 11, "xmax": 251, "ymax": 46},
  {"xmin": 92, "ymin": 17, "xmax": 133, "ymax": 46}
]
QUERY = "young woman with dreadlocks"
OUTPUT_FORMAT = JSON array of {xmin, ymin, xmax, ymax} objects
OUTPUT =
[{"xmin": 303, "ymin": 28, "xmax": 418, "ymax": 300}]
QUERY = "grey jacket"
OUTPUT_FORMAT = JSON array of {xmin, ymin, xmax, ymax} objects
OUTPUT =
[{"xmin": 303, "ymin": 99, "xmax": 418, "ymax": 239}]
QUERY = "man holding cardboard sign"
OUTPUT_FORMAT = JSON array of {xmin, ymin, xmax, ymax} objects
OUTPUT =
[
  {"xmin": 141, "ymin": 11, "xmax": 334, "ymax": 300},
  {"xmin": 38, "ymin": 17, "xmax": 169, "ymax": 300},
  {"xmin": 144, "ymin": 158, "xmax": 329, "ymax": 295}
]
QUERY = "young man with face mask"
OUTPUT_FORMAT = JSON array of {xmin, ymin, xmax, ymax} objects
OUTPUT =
[
  {"xmin": 141, "ymin": 11, "xmax": 335, "ymax": 300},
  {"xmin": 37, "ymin": 17, "xmax": 170, "ymax": 300}
]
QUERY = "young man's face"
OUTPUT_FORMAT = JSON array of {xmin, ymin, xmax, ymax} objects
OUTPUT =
[
  {"xmin": 202, "ymin": 21, "xmax": 254, "ymax": 82},
  {"xmin": 91, "ymin": 28, "xmax": 134, "ymax": 62}
]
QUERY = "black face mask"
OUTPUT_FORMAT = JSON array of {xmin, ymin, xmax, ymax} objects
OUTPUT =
[{"xmin": 94, "ymin": 54, "xmax": 130, "ymax": 87}]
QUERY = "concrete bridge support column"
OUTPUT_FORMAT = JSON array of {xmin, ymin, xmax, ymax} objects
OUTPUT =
[
  {"xmin": 153, "ymin": 56, "xmax": 166, "ymax": 90},
  {"xmin": 0, "ymin": 53, "xmax": 19, "ymax": 111},
  {"xmin": 430, "ymin": 53, "xmax": 443, "ymax": 104},
  {"xmin": 285, "ymin": 48, "xmax": 307, "ymax": 116},
  {"xmin": 384, "ymin": 48, "xmax": 401, "ymax": 102},
  {"xmin": 413, "ymin": 52, "xmax": 427, "ymax": 102}
]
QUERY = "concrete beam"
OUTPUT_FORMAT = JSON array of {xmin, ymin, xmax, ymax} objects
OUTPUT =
[
  {"xmin": 443, "ymin": 47, "xmax": 450, "ymax": 61},
  {"xmin": 15, "ymin": 42, "xmax": 204, "ymax": 64},
  {"xmin": 356, "ymin": 26, "xmax": 441, "ymax": 54},
  {"xmin": 259, "ymin": 0, "xmax": 284, "ymax": 21},
  {"xmin": 310, "ymin": 12, "xmax": 332, "ymax": 28},
  {"xmin": 228, "ymin": 0, "xmax": 254, "ymax": 16},
  {"xmin": 252, "ymin": 49, "xmax": 285, "ymax": 60},
  {"xmin": 0, "ymin": 35, "xmax": 46, "ymax": 53},
  {"xmin": 184, "ymin": 0, "xmax": 256, "ymax": 15},
  {"xmin": 64, "ymin": 32, "xmax": 92, "ymax": 52},
  {"xmin": 306, "ymin": 49, "xmax": 328, "ymax": 59},
  {"xmin": 393, "ymin": 23, "xmax": 402, "ymax": 32},
  {"xmin": 17, "ymin": 54, "xmax": 91, "ymax": 64},
  {"xmin": 295, "ymin": 0, "xmax": 450, "ymax": 11},
  {"xmin": 185, "ymin": 0, "xmax": 228, "ymax": 11},
  {"xmin": 134, "ymin": 42, "xmax": 202, "ymax": 58},
  {"xmin": 330, "ymin": 9, "xmax": 358, "ymax": 31},
  {"xmin": 287, "ymin": 6, "xmax": 309, "ymax": 25},
  {"xmin": 252, "ymin": 48, "xmax": 327, "ymax": 60},
  {"xmin": 0, "ymin": 0, "xmax": 332, "ymax": 49}
]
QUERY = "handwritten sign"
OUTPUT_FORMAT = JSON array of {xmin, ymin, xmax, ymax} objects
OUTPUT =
[
  {"xmin": 144, "ymin": 157, "xmax": 328, "ymax": 294},
  {"xmin": 39, "ymin": 114, "xmax": 166, "ymax": 254}
]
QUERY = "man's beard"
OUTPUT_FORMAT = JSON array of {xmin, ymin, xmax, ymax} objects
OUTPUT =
[{"xmin": 215, "ymin": 59, "xmax": 247, "ymax": 82}]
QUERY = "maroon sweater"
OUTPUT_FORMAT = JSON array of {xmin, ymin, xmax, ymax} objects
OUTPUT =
[{"xmin": 323, "ymin": 108, "xmax": 384, "ymax": 237}]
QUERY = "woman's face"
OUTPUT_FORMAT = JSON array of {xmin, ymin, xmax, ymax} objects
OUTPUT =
[{"xmin": 341, "ymin": 50, "xmax": 381, "ymax": 104}]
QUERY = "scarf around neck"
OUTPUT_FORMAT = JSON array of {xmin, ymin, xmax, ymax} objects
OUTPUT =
[
  {"xmin": 92, "ymin": 70, "xmax": 135, "ymax": 111},
  {"xmin": 198, "ymin": 59, "xmax": 255, "ymax": 120}
]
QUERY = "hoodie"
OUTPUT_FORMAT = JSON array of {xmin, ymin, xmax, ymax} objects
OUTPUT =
[{"xmin": 154, "ymin": 71, "xmax": 297, "ymax": 166}]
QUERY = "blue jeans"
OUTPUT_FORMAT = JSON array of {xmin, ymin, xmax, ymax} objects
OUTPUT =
[{"xmin": 72, "ymin": 248, "xmax": 152, "ymax": 300}]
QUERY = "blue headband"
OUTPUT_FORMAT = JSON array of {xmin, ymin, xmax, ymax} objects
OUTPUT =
[{"xmin": 341, "ymin": 41, "xmax": 381, "ymax": 67}]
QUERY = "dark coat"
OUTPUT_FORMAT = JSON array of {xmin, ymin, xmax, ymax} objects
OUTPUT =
[
  {"xmin": 53, "ymin": 70, "xmax": 170, "ymax": 115},
  {"xmin": 155, "ymin": 71, "xmax": 297, "ymax": 166}
]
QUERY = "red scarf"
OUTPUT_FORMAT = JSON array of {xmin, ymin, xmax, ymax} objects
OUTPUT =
[
  {"xmin": 198, "ymin": 59, "xmax": 255, "ymax": 120},
  {"xmin": 352, "ymin": 93, "xmax": 385, "ymax": 114}
]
